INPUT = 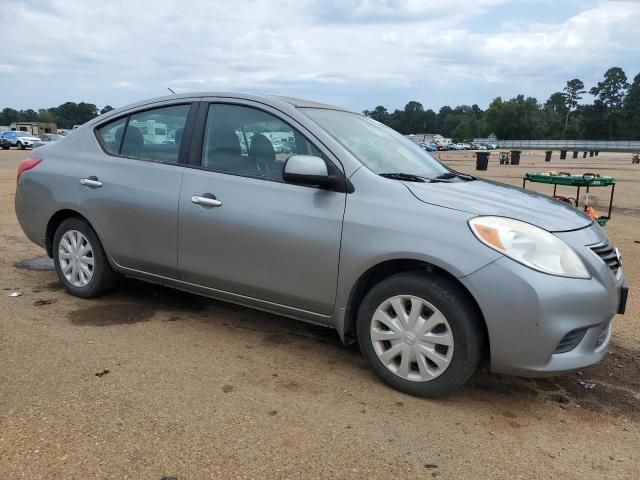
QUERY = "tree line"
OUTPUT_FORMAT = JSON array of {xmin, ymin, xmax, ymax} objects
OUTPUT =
[
  {"xmin": 0, "ymin": 103, "xmax": 114, "ymax": 130},
  {"xmin": 363, "ymin": 67, "xmax": 640, "ymax": 142},
  {"xmin": 2, "ymin": 66, "xmax": 638, "ymax": 139}
]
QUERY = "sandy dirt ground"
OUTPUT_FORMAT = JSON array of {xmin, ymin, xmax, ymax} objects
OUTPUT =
[{"xmin": 0, "ymin": 147, "xmax": 638, "ymax": 479}]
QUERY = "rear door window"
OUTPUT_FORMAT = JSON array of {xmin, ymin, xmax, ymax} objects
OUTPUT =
[
  {"xmin": 96, "ymin": 104, "xmax": 191, "ymax": 164},
  {"xmin": 97, "ymin": 117, "xmax": 127, "ymax": 155},
  {"xmin": 121, "ymin": 105, "xmax": 190, "ymax": 164}
]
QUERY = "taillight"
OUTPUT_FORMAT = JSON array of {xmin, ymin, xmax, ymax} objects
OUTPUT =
[{"xmin": 17, "ymin": 157, "xmax": 43, "ymax": 183}]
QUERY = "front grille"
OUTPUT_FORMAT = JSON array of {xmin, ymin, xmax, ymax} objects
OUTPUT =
[
  {"xmin": 590, "ymin": 242, "xmax": 621, "ymax": 272},
  {"xmin": 554, "ymin": 328, "xmax": 588, "ymax": 354}
]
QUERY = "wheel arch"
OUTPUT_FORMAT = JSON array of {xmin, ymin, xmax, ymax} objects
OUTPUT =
[
  {"xmin": 341, "ymin": 258, "xmax": 489, "ymax": 360},
  {"xmin": 45, "ymin": 209, "xmax": 107, "ymax": 261}
]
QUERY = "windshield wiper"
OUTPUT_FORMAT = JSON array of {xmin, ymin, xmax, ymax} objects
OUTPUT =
[
  {"xmin": 379, "ymin": 173, "xmax": 426, "ymax": 182},
  {"xmin": 435, "ymin": 171, "xmax": 476, "ymax": 181}
]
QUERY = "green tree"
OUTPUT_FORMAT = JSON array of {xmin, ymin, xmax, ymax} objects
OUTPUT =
[
  {"xmin": 451, "ymin": 118, "xmax": 475, "ymax": 143},
  {"xmin": 401, "ymin": 101, "xmax": 425, "ymax": 134},
  {"xmin": 100, "ymin": 105, "xmax": 114, "ymax": 115},
  {"xmin": 21, "ymin": 109, "xmax": 38, "ymax": 121},
  {"xmin": 436, "ymin": 105, "xmax": 453, "ymax": 133},
  {"xmin": 589, "ymin": 67, "xmax": 630, "ymax": 139},
  {"xmin": 483, "ymin": 95, "xmax": 545, "ymax": 139},
  {"xmin": 544, "ymin": 92, "xmax": 568, "ymax": 138},
  {"xmin": 52, "ymin": 102, "xmax": 99, "ymax": 128},
  {"xmin": 562, "ymin": 79, "xmax": 585, "ymax": 133},
  {"xmin": 623, "ymin": 73, "xmax": 640, "ymax": 139},
  {"xmin": 575, "ymin": 102, "xmax": 609, "ymax": 140},
  {"xmin": 422, "ymin": 109, "xmax": 437, "ymax": 133},
  {"xmin": 0, "ymin": 107, "xmax": 19, "ymax": 125},
  {"xmin": 37, "ymin": 109, "xmax": 56, "ymax": 123},
  {"xmin": 545, "ymin": 92, "xmax": 568, "ymax": 114}
]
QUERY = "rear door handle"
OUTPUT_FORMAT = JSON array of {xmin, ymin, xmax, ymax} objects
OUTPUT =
[
  {"xmin": 191, "ymin": 194, "xmax": 222, "ymax": 208},
  {"xmin": 80, "ymin": 176, "xmax": 103, "ymax": 188}
]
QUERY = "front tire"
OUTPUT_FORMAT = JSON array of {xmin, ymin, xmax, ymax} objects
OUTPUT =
[
  {"xmin": 357, "ymin": 272, "xmax": 484, "ymax": 397},
  {"xmin": 17, "ymin": 141, "xmax": 24, "ymax": 150},
  {"xmin": 53, "ymin": 218, "xmax": 118, "ymax": 298}
]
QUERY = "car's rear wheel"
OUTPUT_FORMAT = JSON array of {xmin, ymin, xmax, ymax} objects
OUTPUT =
[
  {"xmin": 357, "ymin": 272, "xmax": 484, "ymax": 397},
  {"xmin": 53, "ymin": 217, "xmax": 118, "ymax": 298}
]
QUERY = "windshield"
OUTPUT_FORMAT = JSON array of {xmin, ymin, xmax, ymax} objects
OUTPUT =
[{"xmin": 302, "ymin": 108, "xmax": 449, "ymax": 176}]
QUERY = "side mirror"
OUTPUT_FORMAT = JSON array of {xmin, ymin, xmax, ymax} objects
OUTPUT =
[
  {"xmin": 283, "ymin": 155, "xmax": 330, "ymax": 186},
  {"xmin": 282, "ymin": 155, "xmax": 353, "ymax": 193}
]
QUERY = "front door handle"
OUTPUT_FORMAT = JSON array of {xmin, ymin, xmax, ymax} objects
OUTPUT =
[
  {"xmin": 191, "ymin": 194, "xmax": 222, "ymax": 208},
  {"xmin": 80, "ymin": 176, "xmax": 103, "ymax": 188}
]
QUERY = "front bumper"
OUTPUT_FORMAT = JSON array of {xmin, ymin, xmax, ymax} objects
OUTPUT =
[{"xmin": 460, "ymin": 225, "xmax": 626, "ymax": 377}]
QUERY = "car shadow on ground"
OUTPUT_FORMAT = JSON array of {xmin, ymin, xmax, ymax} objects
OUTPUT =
[{"xmin": 61, "ymin": 277, "xmax": 640, "ymax": 420}]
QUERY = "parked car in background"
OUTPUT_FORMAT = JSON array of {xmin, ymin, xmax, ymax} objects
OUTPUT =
[
  {"xmin": 15, "ymin": 93, "xmax": 627, "ymax": 397},
  {"xmin": 33, "ymin": 133, "xmax": 63, "ymax": 148},
  {"xmin": 0, "ymin": 135, "xmax": 10, "ymax": 150},
  {"xmin": 419, "ymin": 142, "xmax": 436, "ymax": 152},
  {"xmin": 0, "ymin": 130, "xmax": 41, "ymax": 149}
]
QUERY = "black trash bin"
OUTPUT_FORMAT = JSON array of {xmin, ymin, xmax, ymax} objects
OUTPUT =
[
  {"xmin": 560, "ymin": 149, "xmax": 567, "ymax": 159},
  {"xmin": 510, "ymin": 150, "xmax": 521, "ymax": 165},
  {"xmin": 572, "ymin": 150, "xmax": 579, "ymax": 159},
  {"xmin": 595, "ymin": 150, "xmax": 599, "ymax": 156},
  {"xmin": 583, "ymin": 151, "xmax": 588, "ymax": 158},
  {"xmin": 475, "ymin": 151, "xmax": 490, "ymax": 171},
  {"xmin": 544, "ymin": 150, "xmax": 552, "ymax": 162},
  {"xmin": 589, "ymin": 150, "xmax": 594, "ymax": 157}
]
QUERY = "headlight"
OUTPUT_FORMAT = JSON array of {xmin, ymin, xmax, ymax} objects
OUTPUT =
[{"xmin": 469, "ymin": 216, "xmax": 590, "ymax": 279}]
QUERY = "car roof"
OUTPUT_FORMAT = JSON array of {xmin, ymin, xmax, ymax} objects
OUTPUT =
[
  {"xmin": 266, "ymin": 95, "xmax": 351, "ymax": 111},
  {"xmin": 91, "ymin": 92, "xmax": 355, "ymax": 127}
]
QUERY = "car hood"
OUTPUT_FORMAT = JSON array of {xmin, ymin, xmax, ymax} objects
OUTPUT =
[{"xmin": 405, "ymin": 178, "xmax": 593, "ymax": 232}]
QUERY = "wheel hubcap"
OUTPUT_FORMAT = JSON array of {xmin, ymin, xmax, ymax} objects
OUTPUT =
[
  {"xmin": 58, "ymin": 230, "xmax": 94, "ymax": 287},
  {"xmin": 370, "ymin": 295, "xmax": 454, "ymax": 382}
]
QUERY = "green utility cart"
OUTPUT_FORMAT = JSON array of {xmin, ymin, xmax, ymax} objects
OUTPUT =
[{"xmin": 522, "ymin": 172, "xmax": 616, "ymax": 226}]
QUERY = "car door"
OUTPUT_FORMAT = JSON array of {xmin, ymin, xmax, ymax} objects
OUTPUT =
[
  {"xmin": 177, "ymin": 101, "xmax": 346, "ymax": 315},
  {"xmin": 79, "ymin": 101, "xmax": 197, "ymax": 278}
]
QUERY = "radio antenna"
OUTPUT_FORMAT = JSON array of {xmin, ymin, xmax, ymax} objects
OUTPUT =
[{"xmin": 167, "ymin": 87, "xmax": 176, "ymax": 94}]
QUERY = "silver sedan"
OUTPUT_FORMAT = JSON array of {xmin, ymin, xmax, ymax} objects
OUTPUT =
[{"xmin": 15, "ymin": 93, "xmax": 627, "ymax": 396}]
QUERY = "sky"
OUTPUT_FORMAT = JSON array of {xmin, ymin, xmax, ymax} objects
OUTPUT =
[{"xmin": 1, "ymin": 0, "xmax": 639, "ymax": 113}]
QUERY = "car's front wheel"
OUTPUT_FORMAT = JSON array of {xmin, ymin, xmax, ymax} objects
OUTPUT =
[
  {"xmin": 357, "ymin": 272, "xmax": 484, "ymax": 397},
  {"xmin": 53, "ymin": 217, "xmax": 118, "ymax": 298},
  {"xmin": 16, "ymin": 141, "xmax": 24, "ymax": 150}
]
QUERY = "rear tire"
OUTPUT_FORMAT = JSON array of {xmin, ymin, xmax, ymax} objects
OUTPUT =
[
  {"xmin": 53, "ymin": 217, "xmax": 119, "ymax": 298},
  {"xmin": 17, "ymin": 141, "xmax": 24, "ymax": 150},
  {"xmin": 357, "ymin": 272, "xmax": 484, "ymax": 397}
]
